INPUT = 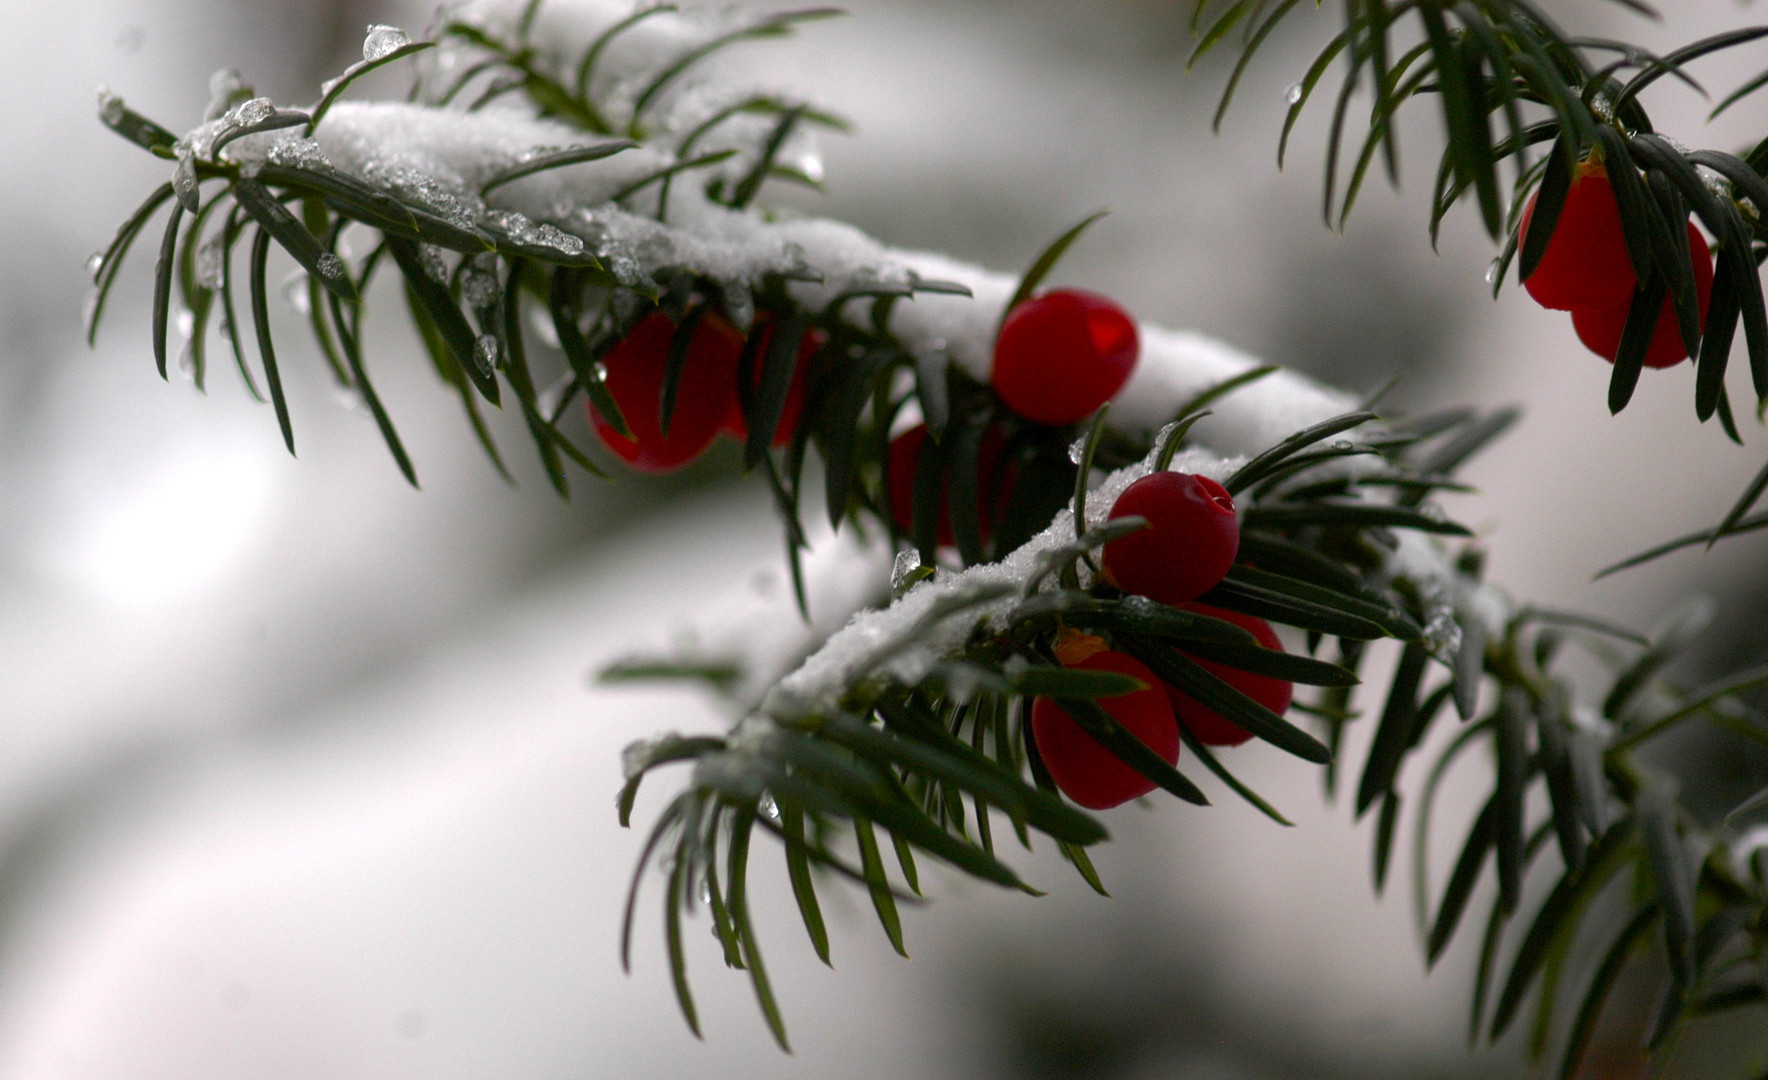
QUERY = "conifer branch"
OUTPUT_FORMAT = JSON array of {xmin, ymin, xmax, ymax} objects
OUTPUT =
[{"xmin": 86, "ymin": 3, "xmax": 1768, "ymax": 1071}]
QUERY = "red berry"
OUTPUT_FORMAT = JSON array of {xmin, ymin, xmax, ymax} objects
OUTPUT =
[
  {"xmin": 886, "ymin": 423, "xmax": 1014, "ymax": 547},
  {"xmin": 1164, "ymin": 604, "xmax": 1293, "ymax": 747},
  {"xmin": 725, "ymin": 316, "xmax": 824, "ymax": 448},
  {"xmin": 1569, "ymin": 223, "xmax": 1714, "ymax": 369},
  {"xmin": 1030, "ymin": 649, "xmax": 1179, "ymax": 810},
  {"xmin": 991, "ymin": 289, "xmax": 1138, "ymax": 426},
  {"xmin": 588, "ymin": 310, "xmax": 745, "ymax": 472},
  {"xmin": 1520, "ymin": 161, "xmax": 1638, "ymax": 312},
  {"xmin": 1100, "ymin": 472, "xmax": 1239, "ymax": 607}
]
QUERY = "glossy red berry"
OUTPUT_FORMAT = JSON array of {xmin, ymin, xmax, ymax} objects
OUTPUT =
[
  {"xmin": 1101, "ymin": 472, "xmax": 1239, "ymax": 607},
  {"xmin": 1164, "ymin": 604, "xmax": 1293, "ymax": 747},
  {"xmin": 1520, "ymin": 161, "xmax": 1638, "ymax": 312},
  {"xmin": 886, "ymin": 423, "xmax": 1014, "ymax": 547},
  {"xmin": 991, "ymin": 289, "xmax": 1139, "ymax": 426},
  {"xmin": 725, "ymin": 316, "xmax": 824, "ymax": 448},
  {"xmin": 1569, "ymin": 223, "xmax": 1714, "ymax": 369},
  {"xmin": 1030, "ymin": 647, "xmax": 1179, "ymax": 810},
  {"xmin": 589, "ymin": 310, "xmax": 744, "ymax": 472}
]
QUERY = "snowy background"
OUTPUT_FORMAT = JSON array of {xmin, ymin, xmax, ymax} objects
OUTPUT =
[{"xmin": 0, "ymin": 0, "xmax": 1765, "ymax": 1077}]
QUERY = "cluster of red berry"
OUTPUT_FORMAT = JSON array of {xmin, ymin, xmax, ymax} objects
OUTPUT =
[
  {"xmin": 586, "ymin": 309, "xmax": 820, "ymax": 472},
  {"xmin": 1032, "ymin": 471, "xmax": 1294, "ymax": 810},
  {"xmin": 1522, "ymin": 159, "xmax": 1714, "ymax": 368},
  {"xmin": 591, "ymin": 290, "xmax": 1291, "ymax": 811},
  {"xmin": 886, "ymin": 288, "xmax": 1140, "ymax": 548}
]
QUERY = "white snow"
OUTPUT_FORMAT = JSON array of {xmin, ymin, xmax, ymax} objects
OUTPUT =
[{"xmin": 211, "ymin": 99, "xmax": 1355, "ymax": 456}]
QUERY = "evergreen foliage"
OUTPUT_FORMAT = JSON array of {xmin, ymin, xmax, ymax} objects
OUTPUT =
[{"xmin": 89, "ymin": 2, "xmax": 1768, "ymax": 1074}]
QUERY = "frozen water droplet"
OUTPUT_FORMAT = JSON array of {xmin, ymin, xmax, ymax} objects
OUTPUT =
[
  {"xmin": 226, "ymin": 96, "xmax": 275, "ymax": 128},
  {"xmin": 282, "ymin": 271, "xmax": 311, "ymax": 314},
  {"xmin": 473, "ymin": 334, "xmax": 500, "ymax": 376},
  {"xmin": 315, "ymin": 253, "xmax": 345, "ymax": 282},
  {"xmin": 96, "ymin": 86, "xmax": 125, "ymax": 125},
  {"xmin": 417, "ymin": 244, "xmax": 450, "ymax": 285},
  {"xmin": 1484, "ymin": 258, "xmax": 1501, "ymax": 286},
  {"xmin": 1068, "ymin": 432, "xmax": 1091, "ymax": 465},
  {"xmin": 461, "ymin": 261, "xmax": 500, "ymax": 308},
  {"xmin": 891, "ymin": 548, "xmax": 923, "ymax": 592},
  {"xmin": 1151, "ymin": 419, "xmax": 1187, "ymax": 462},
  {"xmin": 1423, "ymin": 609, "xmax": 1462, "ymax": 658},
  {"xmin": 86, "ymin": 251, "xmax": 106, "ymax": 283},
  {"xmin": 333, "ymin": 386, "xmax": 365, "ymax": 412},
  {"xmin": 488, "ymin": 209, "xmax": 540, "ymax": 246},
  {"xmin": 196, "ymin": 240, "xmax": 225, "ymax": 290},
  {"xmin": 592, "ymin": 361, "xmax": 610, "ymax": 383},
  {"xmin": 757, "ymin": 793, "xmax": 781, "ymax": 823},
  {"xmin": 267, "ymin": 139, "xmax": 328, "ymax": 169},
  {"xmin": 363, "ymin": 24, "xmax": 411, "ymax": 63},
  {"xmin": 1120, "ymin": 594, "xmax": 1159, "ymax": 617},
  {"xmin": 606, "ymin": 251, "xmax": 643, "ymax": 287},
  {"xmin": 1285, "ymin": 83, "xmax": 1304, "ymax": 105},
  {"xmin": 173, "ymin": 154, "xmax": 199, "ymax": 202},
  {"xmin": 176, "ymin": 307, "xmax": 195, "ymax": 339},
  {"xmin": 530, "ymin": 223, "xmax": 585, "ymax": 256},
  {"xmin": 620, "ymin": 741, "xmax": 650, "ymax": 780},
  {"xmin": 698, "ymin": 880, "xmax": 713, "ymax": 907},
  {"xmin": 1697, "ymin": 164, "xmax": 1730, "ymax": 200}
]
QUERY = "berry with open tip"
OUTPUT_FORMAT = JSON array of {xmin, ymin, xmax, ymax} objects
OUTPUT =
[{"xmin": 1101, "ymin": 472, "xmax": 1239, "ymax": 607}]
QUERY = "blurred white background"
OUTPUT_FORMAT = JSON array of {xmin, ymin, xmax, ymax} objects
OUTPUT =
[{"xmin": 0, "ymin": 1, "xmax": 1765, "ymax": 1077}]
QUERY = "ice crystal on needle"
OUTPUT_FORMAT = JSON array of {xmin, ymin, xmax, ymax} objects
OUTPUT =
[{"xmin": 363, "ymin": 24, "xmax": 413, "ymax": 62}]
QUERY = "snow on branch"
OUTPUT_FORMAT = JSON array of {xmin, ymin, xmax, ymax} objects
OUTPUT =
[{"xmin": 134, "ymin": 0, "xmax": 1507, "ymax": 726}]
